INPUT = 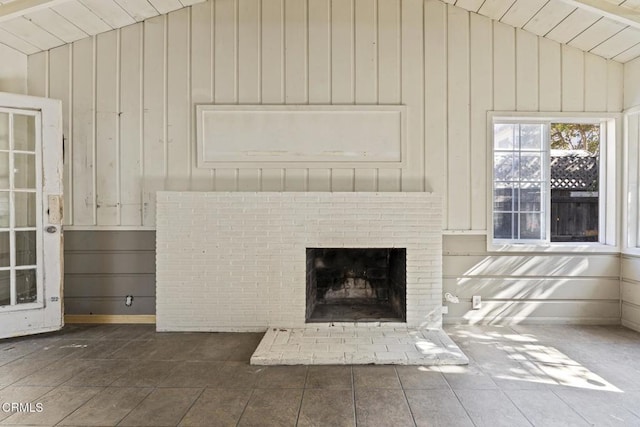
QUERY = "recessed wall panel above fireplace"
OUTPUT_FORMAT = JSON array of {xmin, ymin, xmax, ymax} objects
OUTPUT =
[{"xmin": 196, "ymin": 105, "xmax": 406, "ymax": 168}]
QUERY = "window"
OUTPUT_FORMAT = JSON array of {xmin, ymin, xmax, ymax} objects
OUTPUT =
[
  {"xmin": 625, "ymin": 108, "xmax": 640, "ymax": 252},
  {"xmin": 489, "ymin": 114, "xmax": 619, "ymax": 249},
  {"xmin": 493, "ymin": 123, "xmax": 547, "ymax": 242},
  {"xmin": 549, "ymin": 123, "xmax": 600, "ymax": 242}
]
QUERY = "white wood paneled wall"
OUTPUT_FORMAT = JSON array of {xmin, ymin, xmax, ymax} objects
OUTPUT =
[
  {"xmin": 624, "ymin": 56, "xmax": 640, "ymax": 109},
  {"xmin": 621, "ymin": 255, "xmax": 640, "ymax": 331},
  {"xmin": 622, "ymin": 111, "xmax": 640, "ymax": 329},
  {"xmin": 622, "ymin": 60, "xmax": 640, "ymax": 332},
  {"xmin": 0, "ymin": 44, "xmax": 26, "ymax": 94},
  {"xmin": 444, "ymin": 236, "xmax": 620, "ymax": 325},
  {"xmin": 27, "ymin": 0, "xmax": 624, "ymax": 230}
]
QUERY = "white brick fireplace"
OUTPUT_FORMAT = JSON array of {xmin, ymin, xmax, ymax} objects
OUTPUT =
[{"xmin": 156, "ymin": 192, "xmax": 443, "ymax": 332}]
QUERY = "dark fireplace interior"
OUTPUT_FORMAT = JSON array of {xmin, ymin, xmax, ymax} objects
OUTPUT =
[{"xmin": 306, "ymin": 248, "xmax": 406, "ymax": 322}]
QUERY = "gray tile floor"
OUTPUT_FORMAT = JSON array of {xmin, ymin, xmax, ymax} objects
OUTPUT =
[{"xmin": 0, "ymin": 324, "xmax": 639, "ymax": 426}]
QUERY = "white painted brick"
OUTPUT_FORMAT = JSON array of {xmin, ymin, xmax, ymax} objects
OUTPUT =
[
  {"xmin": 405, "ymin": 352, "xmax": 438, "ymax": 364},
  {"xmin": 313, "ymin": 352, "xmax": 346, "ymax": 364},
  {"xmin": 315, "ymin": 337, "xmax": 344, "ymax": 344},
  {"xmin": 329, "ymin": 344, "xmax": 358, "ymax": 353},
  {"xmin": 345, "ymin": 337, "xmax": 373, "ymax": 345},
  {"xmin": 271, "ymin": 344, "xmax": 301, "ymax": 353},
  {"xmin": 387, "ymin": 344, "xmax": 419, "ymax": 353},
  {"xmin": 329, "ymin": 331, "xmax": 360, "ymax": 338},
  {"xmin": 345, "ymin": 352, "xmax": 377, "ymax": 364},
  {"xmin": 157, "ymin": 192, "xmax": 442, "ymax": 330},
  {"xmin": 281, "ymin": 352, "xmax": 314, "ymax": 364},
  {"xmin": 374, "ymin": 337, "xmax": 402, "ymax": 345},
  {"xmin": 357, "ymin": 344, "xmax": 388, "ymax": 352},
  {"xmin": 355, "ymin": 330, "xmax": 386, "ymax": 338},
  {"xmin": 376, "ymin": 352, "xmax": 408, "ymax": 362}
]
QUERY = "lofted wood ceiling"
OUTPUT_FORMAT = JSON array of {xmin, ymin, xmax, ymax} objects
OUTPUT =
[
  {"xmin": 0, "ymin": 0, "xmax": 639, "ymax": 63},
  {"xmin": 0, "ymin": 0, "xmax": 205, "ymax": 54},
  {"xmin": 446, "ymin": 0, "xmax": 640, "ymax": 62}
]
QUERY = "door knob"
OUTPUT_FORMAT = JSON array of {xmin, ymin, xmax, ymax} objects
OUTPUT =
[{"xmin": 46, "ymin": 226, "xmax": 57, "ymax": 233}]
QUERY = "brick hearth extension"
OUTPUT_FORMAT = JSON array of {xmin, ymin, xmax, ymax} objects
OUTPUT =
[{"xmin": 251, "ymin": 326, "xmax": 468, "ymax": 365}]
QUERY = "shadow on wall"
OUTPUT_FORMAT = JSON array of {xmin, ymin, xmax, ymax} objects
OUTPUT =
[
  {"xmin": 445, "ymin": 255, "xmax": 619, "ymax": 324},
  {"xmin": 464, "ymin": 255, "xmax": 591, "ymax": 277}
]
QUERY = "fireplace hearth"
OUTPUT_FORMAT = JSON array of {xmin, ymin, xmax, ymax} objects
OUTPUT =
[
  {"xmin": 157, "ymin": 192, "xmax": 468, "ymax": 365},
  {"xmin": 306, "ymin": 248, "xmax": 406, "ymax": 322}
]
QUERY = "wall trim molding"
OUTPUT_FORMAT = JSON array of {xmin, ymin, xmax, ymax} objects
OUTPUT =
[
  {"xmin": 622, "ymin": 318, "xmax": 640, "ymax": 333},
  {"xmin": 64, "ymin": 226, "xmax": 156, "ymax": 231},
  {"xmin": 196, "ymin": 105, "xmax": 407, "ymax": 168},
  {"xmin": 64, "ymin": 315, "xmax": 156, "ymax": 324},
  {"xmin": 443, "ymin": 317, "xmax": 621, "ymax": 326}
]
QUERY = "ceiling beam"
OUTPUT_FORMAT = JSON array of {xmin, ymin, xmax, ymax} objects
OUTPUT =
[
  {"xmin": 0, "ymin": 0, "xmax": 72, "ymax": 22},
  {"xmin": 558, "ymin": 0, "xmax": 640, "ymax": 30}
]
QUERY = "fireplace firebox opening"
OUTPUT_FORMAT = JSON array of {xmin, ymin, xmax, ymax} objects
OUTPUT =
[{"xmin": 305, "ymin": 248, "xmax": 407, "ymax": 322}]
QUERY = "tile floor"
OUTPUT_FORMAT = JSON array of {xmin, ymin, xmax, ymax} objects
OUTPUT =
[{"xmin": 0, "ymin": 324, "xmax": 638, "ymax": 426}]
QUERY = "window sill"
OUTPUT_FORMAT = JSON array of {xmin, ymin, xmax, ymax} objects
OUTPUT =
[
  {"xmin": 487, "ymin": 242, "xmax": 620, "ymax": 254},
  {"xmin": 621, "ymin": 248, "xmax": 640, "ymax": 257}
]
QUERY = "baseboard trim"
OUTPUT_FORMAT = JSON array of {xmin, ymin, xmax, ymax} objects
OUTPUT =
[
  {"xmin": 64, "ymin": 315, "xmax": 156, "ymax": 324},
  {"xmin": 443, "ymin": 317, "xmax": 621, "ymax": 326},
  {"xmin": 622, "ymin": 319, "xmax": 640, "ymax": 333}
]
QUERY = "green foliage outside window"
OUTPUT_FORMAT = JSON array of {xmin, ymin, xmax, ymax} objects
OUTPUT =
[{"xmin": 550, "ymin": 123, "xmax": 600, "ymax": 154}]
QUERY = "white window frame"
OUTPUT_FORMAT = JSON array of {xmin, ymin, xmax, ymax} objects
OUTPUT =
[
  {"xmin": 623, "ymin": 106, "xmax": 640, "ymax": 255},
  {"xmin": 487, "ymin": 111, "xmax": 621, "ymax": 253}
]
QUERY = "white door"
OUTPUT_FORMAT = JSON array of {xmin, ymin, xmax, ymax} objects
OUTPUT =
[{"xmin": 0, "ymin": 92, "xmax": 63, "ymax": 339}]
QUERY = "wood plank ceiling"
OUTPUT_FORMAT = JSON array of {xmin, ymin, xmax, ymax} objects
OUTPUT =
[
  {"xmin": 443, "ymin": 0, "xmax": 640, "ymax": 62},
  {"xmin": 0, "ymin": 0, "xmax": 205, "ymax": 55},
  {"xmin": 0, "ymin": 0, "xmax": 639, "ymax": 63}
]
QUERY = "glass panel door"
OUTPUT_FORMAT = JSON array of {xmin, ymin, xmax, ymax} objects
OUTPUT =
[
  {"xmin": 0, "ymin": 111, "xmax": 41, "ymax": 309},
  {"xmin": 0, "ymin": 93, "xmax": 62, "ymax": 339}
]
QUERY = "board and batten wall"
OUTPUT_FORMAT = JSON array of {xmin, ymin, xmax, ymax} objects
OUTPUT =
[
  {"xmin": 444, "ymin": 236, "xmax": 620, "ymax": 324},
  {"xmin": 0, "ymin": 45, "xmax": 26, "ymax": 94},
  {"xmin": 622, "ymin": 56, "xmax": 640, "ymax": 332},
  {"xmin": 27, "ymin": 0, "xmax": 623, "ymax": 323}
]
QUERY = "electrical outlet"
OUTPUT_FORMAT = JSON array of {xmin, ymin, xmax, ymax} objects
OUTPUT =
[
  {"xmin": 472, "ymin": 295, "xmax": 482, "ymax": 310},
  {"xmin": 442, "ymin": 306, "xmax": 449, "ymax": 315}
]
